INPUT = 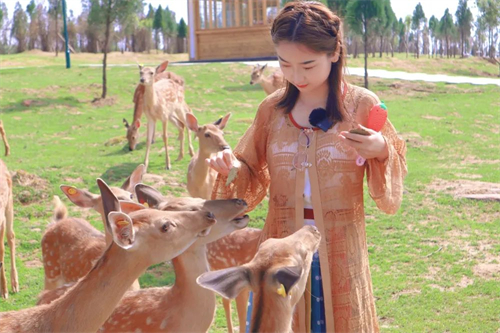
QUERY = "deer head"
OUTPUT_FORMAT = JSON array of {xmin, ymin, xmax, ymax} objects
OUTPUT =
[
  {"xmin": 138, "ymin": 61, "xmax": 169, "ymax": 85},
  {"xmin": 197, "ymin": 225, "xmax": 321, "ymax": 333},
  {"xmin": 186, "ymin": 113, "xmax": 231, "ymax": 154},
  {"xmin": 250, "ymin": 63, "xmax": 268, "ymax": 85},
  {"xmin": 123, "ymin": 118, "xmax": 141, "ymax": 151},
  {"xmin": 134, "ymin": 184, "xmax": 249, "ymax": 245}
]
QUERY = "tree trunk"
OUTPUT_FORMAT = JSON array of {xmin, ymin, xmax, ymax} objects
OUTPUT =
[
  {"xmin": 416, "ymin": 30, "xmax": 420, "ymax": 59},
  {"xmin": 55, "ymin": 2, "xmax": 59, "ymax": 56},
  {"xmin": 101, "ymin": 3, "xmax": 112, "ymax": 100},
  {"xmin": 379, "ymin": 35, "xmax": 383, "ymax": 58},
  {"xmin": 363, "ymin": 20, "xmax": 369, "ymax": 89}
]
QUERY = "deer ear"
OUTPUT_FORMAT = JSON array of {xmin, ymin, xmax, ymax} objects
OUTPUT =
[
  {"xmin": 60, "ymin": 185, "xmax": 99, "ymax": 208},
  {"xmin": 156, "ymin": 61, "xmax": 169, "ymax": 74},
  {"xmin": 97, "ymin": 178, "xmax": 121, "ymax": 235},
  {"xmin": 107, "ymin": 212, "xmax": 136, "ymax": 250},
  {"xmin": 273, "ymin": 265, "xmax": 302, "ymax": 295},
  {"xmin": 262, "ymin": 63, "xmax": 268, "ymax": 70},
  {"xmin": 123, "ymin": 118, "xmax": 130, "ymax": 129},
  {"xmin": 186, "ymin": 113, "xmax": 199, "ymax": 132},
  {"xmin": 135, "ymin": 184, "xmax": 164, "ymax": 208},
  {"xmin": 196, "ymin": 266, "xmax": 251, "ymax": 299},
  {"xmin": 119, "ymin": 200, "xmax": 145, "ymax": 214},
  {"xmin": 217, "ymin": 113, "xmax": 231, "ymax": 130},
  {"xmin": 121, "ymin": 164, "xmax": 145, "ymax": 192}
]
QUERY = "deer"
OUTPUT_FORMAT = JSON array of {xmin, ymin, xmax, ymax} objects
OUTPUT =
[
  {"xmin": 123, "ymin": 68, "xmax": 187, "ymax": 151},
  {"xmin": 185, "ymin": 111, "xmax": 263, "ymax": 333},
  {"xmin": 83, "ymin": 184, "xmax": 249, "ymax": 332},
  {"xmin": 41, "ymin": 164, "xmax": 145, "ymax": 292},
  {"xmin": 0, "ymin": 178, "xmax": 216, "ymax": 333},
  {"xmin": 0, "ymin": 120, "xmax": 10, "ymax": 156},
  {"xmin": 0, "ymin": 121, "xmax": 18, "ymax": 299},
  {"xmin": 197, "ymin": 225, "xmax": 321, "ymax": 333},
  {"xmin": 249, "ymin": 63, "xmax": 286, "ymax": 95},
  {"xmin": 138, "ymin": 61, "xmax": 195, "ymax": 170}
]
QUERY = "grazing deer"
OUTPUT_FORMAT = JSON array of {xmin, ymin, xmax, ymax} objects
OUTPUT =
[
  {"xmin": 0, "ymin": 164, "xmax": 18, "ymax": 300},
  {"xmin": 249, "ymin": 64, "xmax": 286, "ymax": 95},
  {"xmin": 186, "ymin": 112, "xmax": 262, "ymax": 333},
  {"xmin": 186, "ymin": 113, "xmax": 231, "ymax": 199},
  {"xmin": 91, "ymin": 184, "xmax": 249, "ymax": 332},
  {"xmin": 0, "ymin": 120, "xmax": 10, "ymax": 156},
  {"xmin": 138, "ymin": 61, "xmax": 194, "ymax": 170},
  {"xmin": 198, "ymin": 225, "xmax": 321, "ymax": 333},
  {"xmin": 41, "ymin": 165, "xmax": 145, "ymax": 291},
  {"xmin": 0, "ymin": 179, "xmax": 216, "ymax": 333},
  {"xmin": 123, "ymin": 69, "xmax": 187, "ymax": 151}
]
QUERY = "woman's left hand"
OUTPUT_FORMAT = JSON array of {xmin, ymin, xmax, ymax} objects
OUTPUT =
[{"xmin": 339, "ymin": 124, "xmax": 389, "ymax": 162}]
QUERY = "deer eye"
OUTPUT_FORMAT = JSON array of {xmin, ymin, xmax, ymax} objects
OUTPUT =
[
  {"xmin": 161, "ymin": 222, "xmax": 172, "ymax": 233},
  {"xmin": 204, "ymin": 133, "xmax": 211, "ymax": 138}
]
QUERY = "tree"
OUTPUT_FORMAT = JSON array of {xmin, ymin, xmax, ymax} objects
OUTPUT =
[
  {"xmin": 428, "ymin": 15, "xmax": 439, "ymax": 57},
  {"xmin": 11, "ymin": 2, "xmax": 28, "ymax": 53},
  {"xmin": 455, "ymin": 0, "xmax": 473, "ymax": 57},
  {"xmin": 477, "ymin": 0, "xmax": 500, "ymax": 59},
  {"xmin": 440, "ymin": 9, "xmax": 454, "ymax": 58},
  {"xmin": 86, "ymin": 0, "xmax": 142, "ymax": 99},
  {"xmin": 326, "ymin": 0, "xmax": 350, "ymax": 17},
  {"xmin": 346, "ymin": 0, "xmax": 384, "ymax": 88},
  {"xmin": 48, "ymin": 0, "xmax": 60, "ymax": 56},
  {"xmin": 178, "ymin": 18, "xmax": 187, "ymax": 38},
  {"xmin": 411, "ymin": 3, "xmax": 426, "ymax": 58},
  {"xmin": 153, "ymin": 5, "xmax": 163, "ymax": 53},
  {"xmin": 162, "ymin": 7, "xmax": 176, "ymax": 53},
  {"xmin": 404, "ymin": 15, "xmax": 411, "ymax": 57}
]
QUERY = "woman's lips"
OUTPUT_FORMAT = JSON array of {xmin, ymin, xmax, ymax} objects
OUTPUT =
[{"xmin": 296, "ymin": 84, "xmax": 308, "ymax": 88}]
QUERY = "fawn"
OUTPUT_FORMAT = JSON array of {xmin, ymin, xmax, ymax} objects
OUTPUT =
[
  {"xmin": 0, "ymin": 179, "xmax": 216, "ymax": 333},
  {"xmin": 94, "ymin": 184, "xmax": 249, "ymax": 332},
  {"xmin": 123, "ymin": 68, "xmax": 189, "ymax": 152},
  {"xmin": 198, "ymin": 225, "xmax": 321, "ymax": 333},
  {"xmin": 0, "ymin": 120, "xmax": 18, "ymax": 299},
  {"xmin": 249, "ymin": 63, "xmax": 286, "ymax": 95},
  {"xmin": 138, "ymin": 61, "xmax": 194, "ymax": 170}
]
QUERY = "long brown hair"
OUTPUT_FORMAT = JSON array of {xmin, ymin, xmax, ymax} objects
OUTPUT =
[{"xmin": 271, "ymin": 1, "xmax": 348, "ymax": 124}]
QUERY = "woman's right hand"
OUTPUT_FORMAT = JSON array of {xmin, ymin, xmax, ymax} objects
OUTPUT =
[{"xmin": 205, "ymin": 149, "xmax": 239, "ymax": 177}]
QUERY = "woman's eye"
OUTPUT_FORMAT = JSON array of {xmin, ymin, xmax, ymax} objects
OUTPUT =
[{"xmin": 304, "ymin": 67, "xmax": 314, "ymax": 70}]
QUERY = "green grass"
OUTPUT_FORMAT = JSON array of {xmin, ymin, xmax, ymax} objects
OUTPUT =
[{"xmin": 0, "ymin": 58, "xmax": 499, "ymax": 333}]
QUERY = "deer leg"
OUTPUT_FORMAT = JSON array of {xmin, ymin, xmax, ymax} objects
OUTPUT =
[
  {"xmin": 0, "ymin": 217, "xmax": 7, "ymax": 299},
  {"xmin": 222, "ymin": 297, "xmax": 234, "ymax": 333},
  {"xmin": 162, "ymin": 120, "xmax": 171, "ymax": 170},
  {"xmin": 176, "ymin": 123, "xmax": 184, "ymax": 162},
  {"xmin": 144, "ymin": 120, "xmax": 155, "ymax": 170},
  {"xmin": 236, "ymin": 289, "xmax": 250, "ymax": 333},
  {"xmin": 5, "ymin": 195, "xmax": 18, "ymax": 293}
]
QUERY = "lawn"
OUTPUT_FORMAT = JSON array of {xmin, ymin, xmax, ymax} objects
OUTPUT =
[{"xmin": 0, "ymin": 55, "xmax": 499, "ymax": 332}]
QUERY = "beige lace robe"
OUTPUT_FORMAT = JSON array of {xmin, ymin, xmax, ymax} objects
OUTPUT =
[{"xmin": 212, "ymin": 84, "xmax": 408, "ymax": 333}]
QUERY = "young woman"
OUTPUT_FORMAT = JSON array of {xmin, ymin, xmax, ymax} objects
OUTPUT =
[{"xmin": 206, "ymin": 2, "xmax": 407, "ymax": 332}]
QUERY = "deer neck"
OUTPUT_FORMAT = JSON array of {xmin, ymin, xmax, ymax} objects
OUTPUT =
[
  {"xmin": 171, "ymin": 245, "xmax": 216, "ymax": 328},
  {"xmin": 143, "ymin": 83, "xmax": 156, "ymax": 111},
  {"xmin": 191, "ymin": 148, "xmax": 214, "ymax": 183},
  {"xmin": 50, "ymin": 243, "xmax": 149, "ymax": 333},
  {"xmin": 259, "ymin": 76, "xmax": 276, "ymax": 95},
  {"xmin": 251, "ymin": 292, "xmax": 294, "ymax": 333}
]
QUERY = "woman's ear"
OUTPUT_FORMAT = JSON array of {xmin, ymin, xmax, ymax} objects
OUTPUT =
[{"xmin": 331, "ymin": 42, "xmax": 341, "ymax": 63}]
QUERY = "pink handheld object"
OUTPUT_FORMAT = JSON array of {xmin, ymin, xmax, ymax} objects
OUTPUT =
[{"xmin": 356, "ymin": 102, "xmax": 388, "ymax": 166}]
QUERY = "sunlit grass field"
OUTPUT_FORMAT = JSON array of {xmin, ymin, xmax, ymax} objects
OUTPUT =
[{"xmin": 0, "ymin": 54, "xmax": 499, "ymax": 332}]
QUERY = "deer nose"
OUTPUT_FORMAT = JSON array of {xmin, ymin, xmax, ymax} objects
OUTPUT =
[
  {"xmin": 232, "ymin": 199, "xmax": 247, "ymax": 207},
  {"xmin": 140, "ymin": 78, "xmax": 145, "ymax": 83},
  {"xmin": 249, "ymin": 81, "xmax": 253, "ymax": 85},
  {"xmin": 221, "ymin": 145, "xmax": 231, "ymax": 150},
  {"xmin": 129, "ymin": 147, "xmax": 133, "ymax": 151}
]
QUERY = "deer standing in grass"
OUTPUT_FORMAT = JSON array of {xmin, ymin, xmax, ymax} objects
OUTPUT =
[
  {"xmin": 186, "ymin": 112, "xmax": 262, "ymax": 333},
  {"xmin": 123, "ymin": 68, "xmax": 187, "ymax": 151},
  {"xmin": 139, "ymin": 61, "xmax": 194, "ymax": 170},
  {"xmin": 91, "ymin": 184, "xmax": 249, "ymax": 332},
  {"xmin": 198, "ymin": 225, "xmax": 321, "ymax": 333},
  {"xmin": 0, "ymin": 120, "xmax": 18, "ymax": 299},
  {"xmin": 0, "ymin": 179, "xmax": 216, "ymax": 333},
  {"xmin": 249, "ymin": 64, "xmax": 286, "ymax": 95},
  {"xmin": 40, "ymin": 165, "xmax": 145, "ymax": 292}
]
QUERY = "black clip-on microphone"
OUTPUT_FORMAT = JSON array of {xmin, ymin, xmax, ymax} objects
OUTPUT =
[{"xmin": 309, "ymin": 108, "xmax": 333, "ymax": 132}]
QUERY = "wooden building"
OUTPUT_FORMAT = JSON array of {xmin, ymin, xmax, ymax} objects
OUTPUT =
[{"xmin": 187, "ymin": 0, "xmax": 281, "ymax": 61}]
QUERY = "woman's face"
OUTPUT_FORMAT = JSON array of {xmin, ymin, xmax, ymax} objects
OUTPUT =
[{"xmin": 275, "ymin": 42, "xmax": 334, "ymax": 93}]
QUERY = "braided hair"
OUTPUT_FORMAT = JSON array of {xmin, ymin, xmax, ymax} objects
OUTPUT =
[{"xmin": 271, "ymin": 1, "xmax": 348, "ymax": 124}]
